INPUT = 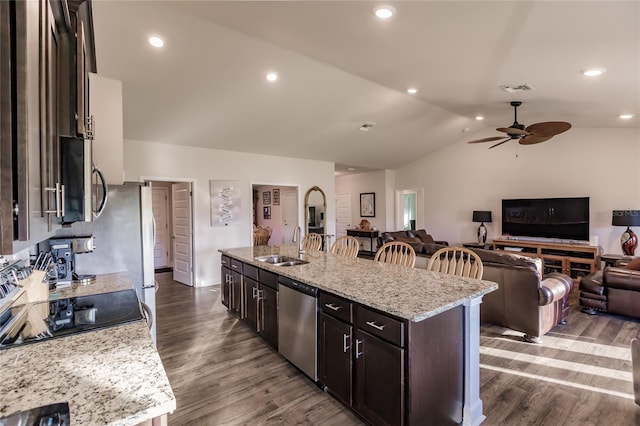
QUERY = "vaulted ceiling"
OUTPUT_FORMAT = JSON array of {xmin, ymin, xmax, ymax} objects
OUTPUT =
[{"xmin": 92, "ymin": 1, "xmax": 639, "ymax": 172}]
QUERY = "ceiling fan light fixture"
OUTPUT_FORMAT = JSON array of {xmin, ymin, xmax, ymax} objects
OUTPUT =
[
  {"xmin": 374, "ymin": 6, "xmax": 396, "ymax": 19},
  {"xmin": 581, "ymin": 68, "xmax": 606, "ymax": 77}
]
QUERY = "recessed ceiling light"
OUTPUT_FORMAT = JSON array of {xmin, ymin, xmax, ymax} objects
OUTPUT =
[
  {"xmin": 407, "ymin": 88, "xmax": 418, "ymax": 94},
  {"xmin": 265, "ymin": 72, "xmax": 278, "ymax": 82},
  {"xmin": 148, "ymin": 35, "xmax": 165, "ymax": 48},
  {"xmin": 374, "ymin": 5, "xmax": 396, "ymax": 19},
  {"xmin": 347, "ymin": 167, "xmax": 356, "ymax": 171},
  {"xmin": 620, "ymin": 114, "xmax": 634, "ymax": 120},
  {"xmin": 475, "ymin": 115, "xmax": 484, "ymax": 121},
  {"xmin": 581, "ymin": 68, "xmax": 606, "ymax": 77}
]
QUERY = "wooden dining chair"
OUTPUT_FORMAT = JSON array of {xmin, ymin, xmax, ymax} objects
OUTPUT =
[
  {"xmin": 330, "ymin": 236, "xmax": 360, "ymax": 258},
  {"xmin": 426, "ymin": 246, "xmax": 484, "ymax": 279},
  {"xmin": 302, "ymin": 233, "xmax": 323, "ymax": 252},
  {"xmin": 374, "ymin": 241, "xmax": 416, "ymax": 268}
]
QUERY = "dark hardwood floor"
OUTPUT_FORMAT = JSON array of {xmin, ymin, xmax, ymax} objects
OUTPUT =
[{"xmin": 155, "ymin": 272, "xmax": 640, "ymax": 425}]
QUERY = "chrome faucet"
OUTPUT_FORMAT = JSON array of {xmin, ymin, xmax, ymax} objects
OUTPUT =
[{"xmin": 292, "ymin": 226, "xmax": 305, "ymax": 254}]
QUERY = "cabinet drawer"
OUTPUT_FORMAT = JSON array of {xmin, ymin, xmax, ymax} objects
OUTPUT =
[
  {"xmin": 259, "ymin": 269, "xmax": 278, "ymax": 290},
  {"xmin": 356, "ymin": 306, "xmax": 404, "ymax": 348},
  {"xmin": 320, "ymin": 292, "xmax": 353, "ymax": 324},
  {"xmin": 221, "ymin": 255, "xmax": 230, "ymax": 268},
  {"xmin": 243, "ymin": 264, "xmax": 258, "ymax": 281},
  {"xmin": 230, "ymin": 259, "xmax": 243, "ymax": 273}
]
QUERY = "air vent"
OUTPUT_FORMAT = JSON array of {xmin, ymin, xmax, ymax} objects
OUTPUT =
[
  {"xmin": 358, "ymin": 122, "xmax": 376, "ymax": 132},
  {"xmin": 500, "ymin": 84, "xmax": 535, "ymax": 93}
]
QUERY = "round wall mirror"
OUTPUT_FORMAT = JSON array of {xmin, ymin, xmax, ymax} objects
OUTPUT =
[{"xmin": 304, "ymin": 186, "xmax": 326, "ymax": 236}]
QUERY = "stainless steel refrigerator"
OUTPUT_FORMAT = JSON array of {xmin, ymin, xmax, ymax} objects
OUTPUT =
[{"xmin": 56, "ymin": 182, "xmax": 158, "ymax": 342}]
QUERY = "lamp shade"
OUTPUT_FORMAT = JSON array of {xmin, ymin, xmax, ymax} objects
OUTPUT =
[
  {"xmin": 612, "ymin": 210, "xmax": 640, "ymax": 227},
  {"xmin": 473, "ymin": 210, "xmax": 492, "ymax": 223}
]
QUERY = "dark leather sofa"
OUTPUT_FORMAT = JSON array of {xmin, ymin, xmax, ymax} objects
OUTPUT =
[
  {"xmin": 376, "ymin": 229, "xmax": 449, "ymax": 256},
  {"xmin": 472, "ymin": 249, "xmax": 574, "ymax": 342},
  {"xmin": 579, "ymin": 261, "xmax": 640, "ymax": 318}
]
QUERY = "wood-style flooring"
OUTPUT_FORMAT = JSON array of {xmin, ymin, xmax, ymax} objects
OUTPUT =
[{"xmin": 154, "ymin": 272, "xmax": 640, "ymax": 425}]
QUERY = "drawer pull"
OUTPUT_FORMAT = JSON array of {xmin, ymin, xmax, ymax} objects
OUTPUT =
[
  {"xmin": 324, "ymin": 303, "xmax": 342, "ymax": 311},
  {"xmin": 355, "ymin": 339, "xmax": 363, "ymax": 358},
  {"xmin": 366, "ymin": 321, "xmax": 385, "ymax": 331},
  {"xmin": 343, "ymin": 333, "xmax": 350, "ymax": 353},
  {"xmin": 231, "ymin": 264, "xmax": 239, "ymax": 269}
]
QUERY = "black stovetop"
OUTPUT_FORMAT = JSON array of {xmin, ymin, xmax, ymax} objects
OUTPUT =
[{"xmin": 0, "ymin": 289, "xmax": 144, "ymax": 350}]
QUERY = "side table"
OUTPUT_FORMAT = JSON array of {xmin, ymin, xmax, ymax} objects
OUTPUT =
[
  {"xmin": 600, "ymin": 253, "xmax": 635, "ymax": 268},
  {"xmin": 462, "ymin": 242, "xmax": 492, "ymax": 250},
  {"xmin": 346, "ymin": 229, "xmax": 380, "ymax": 255}
]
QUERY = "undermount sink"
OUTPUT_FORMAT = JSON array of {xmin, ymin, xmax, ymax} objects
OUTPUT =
[{"xmin": 254, "ymin": 255, "xmax": 309, "ymax": 267}]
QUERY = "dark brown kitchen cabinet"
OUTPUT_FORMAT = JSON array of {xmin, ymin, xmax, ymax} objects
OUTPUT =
[
  {"xmin": 242, "ymin": 266, "xmax": 278, "ymax": 349},
  {"xmin": 354, "ymin": 329, "xmax": 404, "ymax": 426},
  {"xmin": 230, "ymin": 259, "xmax": 243, "ymax": 315},
  {"xmin": 220, "ymin": 256, "xmax": 231, "ymax": 309},
  {"xmin": 318, "ymin": 312, "xmax": 353, "ymax": 406}
]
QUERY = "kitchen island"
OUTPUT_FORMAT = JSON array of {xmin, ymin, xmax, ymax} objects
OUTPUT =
[
  {"xmin": 220, "ymin": 244, "xmax": 498, "ymax": 426},
  {"xmin": 0, "ymin": 273, "xmax": 176, "ymax": 425}
]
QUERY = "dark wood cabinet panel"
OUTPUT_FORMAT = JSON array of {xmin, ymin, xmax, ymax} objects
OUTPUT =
[
  {"xmin": 231, "ymin": 270, "xmax": 242, "ymax": 315},
  {"xmin": 354, "ymin": 329, "xmax": 404, "ymax": 426},
  {"xmin": 259, "ymin": 285, "xmax": 278, "ymax": 349},
  {"xmin": 318, "ymin": 312, "xmax": 352, "ymax": 406},
  {"xmin": 243, "ymin": 277, "xmax": 259, "ymax": 330},
  {"xmin": 220, "ymin": 265, "xmax": 230, "ymax": 309}
]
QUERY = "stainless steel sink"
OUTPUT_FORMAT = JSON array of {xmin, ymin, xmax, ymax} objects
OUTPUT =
[{"xmin": 254, "ymin": 255, "xmax": 309, "ymax": 267}]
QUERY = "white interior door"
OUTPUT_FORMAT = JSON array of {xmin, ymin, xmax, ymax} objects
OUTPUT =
[
  {"xmin": 172, "ymin": 182, "xmax": 193, "ymax": 286},
  {"xmin": 282, "ymin": 192, "xmax": 298, "ymax": 244},
  {"xmin": 152, "ymin": 187, "xmax": 170, "ymax": 268},
  {"xmin": 335, "ymin": 193, "xmax": 352, "ymax": 238}
]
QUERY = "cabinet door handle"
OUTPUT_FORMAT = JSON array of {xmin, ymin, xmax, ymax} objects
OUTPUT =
[
  {"xmin": 324, "ymin": 303, "xmax": 341, "ymax": 311},
  {"xmin": 59, "ymin": 184, "xmax": 65, "ymax": 217},
  {"xmin": 355, "ymin": 339, "xmax": 363, "ymax": 358},
  {"xmin": 252, "ymin": 287, "xmax": 258, "ymax": 298},
  {"xmin": 343, "ymin": 333, "xmax": 350, "ymax": 353},
  {"xmin": 366, "ymin": 321, "xmax": 385, "ymax": 331},
  {"xmin": 257, "ymin": 289, "xmax": 264, "ymax": 300}
]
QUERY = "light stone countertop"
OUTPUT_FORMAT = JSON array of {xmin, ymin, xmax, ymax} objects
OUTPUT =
[
  {"xmin": 220, "ymin": 244, "xmax": 498, "ymax": 322},
  {"xmin": 49, "ymin": 271, "xmax": 133, "ymax": 300},
  {"xmin": 0, "ymin": 274, "xmax": 176, "ymax": 425}
]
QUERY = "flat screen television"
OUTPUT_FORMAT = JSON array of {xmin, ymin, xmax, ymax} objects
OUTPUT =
[{"xmin": 502, "ymin": 197, "xmax": 590, "ymax": 241}]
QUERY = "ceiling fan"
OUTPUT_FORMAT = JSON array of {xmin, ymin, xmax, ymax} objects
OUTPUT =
[{"xmin": 467, "ymin": 101, "xmax": 571, "ymax": 149}]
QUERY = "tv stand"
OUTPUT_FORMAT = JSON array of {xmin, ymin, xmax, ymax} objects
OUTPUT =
[{"xmin": 492, "ymin": 239, "xmax": 600, "ymax": 282}]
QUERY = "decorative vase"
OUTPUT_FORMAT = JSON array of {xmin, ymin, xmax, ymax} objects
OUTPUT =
[
  {"xmin": 477, "ymin": 223, "xmax": 487, "ymax": 245},
  {"xmin": 621, "ymin": 226, "xmax": 638, "ymax": 256}
]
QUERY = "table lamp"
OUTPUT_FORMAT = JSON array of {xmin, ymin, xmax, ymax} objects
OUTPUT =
[
  {"xmin": 473, "ymin": 211, "xmax": 492, "ymax": 245},
  {"xmin": 612, "ymin": 210, "xmax": 640, "ymax": 255}
]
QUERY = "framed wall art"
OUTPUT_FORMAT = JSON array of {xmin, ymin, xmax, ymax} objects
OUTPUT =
[
  {"xmin": 263, "ymin": 206, "xmax": 271, "ymax": 219},
  {"xmin": 210, "ymin": 180, "xmax": 242, "ymax": 227},
  {"xmin": 360, "ymin": 192, "xmax": 375, "ymax": 217},
  {"xmin": 263, "ymin": 191, "xmax": 271, "ymax": 205},
  {"xmin": 273, "ymin": 188, "xmax": 280, "ymax": 205}
]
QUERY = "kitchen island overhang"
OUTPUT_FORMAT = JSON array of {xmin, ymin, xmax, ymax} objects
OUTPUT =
[{"xmin": 220, "ymin": 244, "xmax": 498, "ymax": 426}]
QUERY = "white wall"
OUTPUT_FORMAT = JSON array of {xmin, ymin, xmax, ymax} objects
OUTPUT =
[
  {"xmin": 335, "ymin": 170, "xmax": 393, "ymax": 231},
  {"xmin": 124, "ymin": 139, "xmax": 335, "ymax": 286},
  {"xmin": 395, "ymin": 128, "xmax": 640, "ymax": 254}
]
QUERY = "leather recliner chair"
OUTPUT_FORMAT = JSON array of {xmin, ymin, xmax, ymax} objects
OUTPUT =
[
  {"xmin": 473, "ymin": 249, "xmax": 574, "ymax": 343},
  {"xmin": 579, "ymin": 263, "xmax": 640, "ymax": 318}
]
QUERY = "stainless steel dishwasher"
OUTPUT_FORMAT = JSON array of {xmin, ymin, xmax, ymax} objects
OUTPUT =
[{"xmin": 278, "ymin": 276, "xmax": 318, "ymax": 381}]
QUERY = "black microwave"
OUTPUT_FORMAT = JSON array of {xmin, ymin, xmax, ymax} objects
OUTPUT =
[{"xmin": 60, "ymin": 136, "xmax": 108, "ymax": 223}]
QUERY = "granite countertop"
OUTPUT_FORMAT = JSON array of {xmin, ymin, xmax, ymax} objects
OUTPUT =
[
  {"xmin": 220, "ymin": 244, "xmax": 498, "ymax": 322},
  {"xmin": 49, "ymin": 272, "xmax": 133, "ymax": 300},
  {"xmin": 0, "ymin": 273, "xmax": 176, "ymax": 425}
]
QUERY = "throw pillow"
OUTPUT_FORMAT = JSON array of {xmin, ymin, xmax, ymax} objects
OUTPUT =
[
  {"xmin": 394, "ymin": 236, "xmax": 421, "ymax": 244},
  {"xmin": 624, "ymin": 258, "xmax": 640, "ymax": 271},
  {"xmin": 408, "ymin": 229, "xmax": 435, "ymax": 244}
]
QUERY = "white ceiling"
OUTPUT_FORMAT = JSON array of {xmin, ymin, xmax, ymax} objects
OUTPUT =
[{"xmin": 92, "ymin": 1, "xmax": 639, "ymax": 172}]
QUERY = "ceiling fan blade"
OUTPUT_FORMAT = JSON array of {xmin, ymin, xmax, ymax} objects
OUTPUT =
[
  {"xmin": 488, "ymin": 138, "xmax": 511, "ymax": 149},
  {"xmin": 496, "ymin": 127, "xmax": 529, "ymax": 136},
  {"xmin": 525, "ymin": 121, "xmax": 571, "ymax": 137},
  {"xmin": 519, "ymin": 134, "xmax": 553, "ymax": 145},
  {"xmin": 467, "ymin": 136, "xmax": 508, "ymax": 144}
]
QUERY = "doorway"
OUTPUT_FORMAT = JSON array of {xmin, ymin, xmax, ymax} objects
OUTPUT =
[
  {"xmin": 396, "ymin": 189, "xmax": 423, "ymax": 231},
  {"xmin": 252, "ymin": 184, "xmax": 298, "ymax": 245}
]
